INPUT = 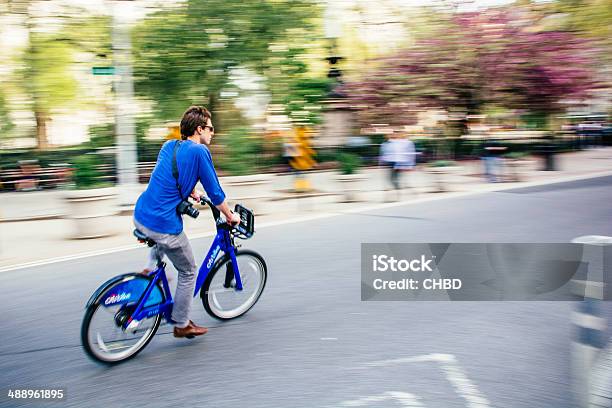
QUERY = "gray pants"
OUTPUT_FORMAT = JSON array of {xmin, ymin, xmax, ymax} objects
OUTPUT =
[{"xmin": 133, "ymin": 219, "xmax": 196, "ymax": 328}]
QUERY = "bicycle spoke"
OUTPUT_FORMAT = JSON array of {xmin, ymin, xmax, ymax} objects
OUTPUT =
[
  {"xmin": 204, "ymin": 253, "xmax": 266, "ymax": 319},
  {"xmin": 83, "ymin": 278, "xmax": 164, "ymax": 363}
]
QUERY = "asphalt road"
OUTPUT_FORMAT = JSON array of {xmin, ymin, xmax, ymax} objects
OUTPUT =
[{"xmin": 1, "ymin": 176, "xmax": 612, "ymax": 408}]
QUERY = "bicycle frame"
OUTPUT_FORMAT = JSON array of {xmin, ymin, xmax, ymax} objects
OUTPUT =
[{"xmin": 124, "ymin": 226, "xmax": 242, "ymax": 329}]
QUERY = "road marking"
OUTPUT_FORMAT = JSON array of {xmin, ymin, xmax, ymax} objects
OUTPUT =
[
  {"xmin": 335, "ymin": 170, "xmax": 612, "ymax": 217},
  {"xmin": 365, "ymin": 354, "xmax": 491, "ymax": 408},
  {"xmin": 571, "ymin": 235, "xmax": 612, "ymax": 245},
  {"xmin": 339, "ymin": 391, "xmax": 424, "ymax": 407},
  {"xmin": 320, "ymin": 337, "xmax": 338, "ymax": 341},
  {"xmin": 572, "ymin": 312, "xmax": 607, "ymax": 331},
  {"xmin": 0, "ymin": 244, "xmax": 141, "ymax": 273},
  {"xmin": 2, "ymin": 170, "xmax": 612, "ymax": 273},
  {"xmin": 0, "ymin": 230, "xmax": 216, "ymax": 274}
]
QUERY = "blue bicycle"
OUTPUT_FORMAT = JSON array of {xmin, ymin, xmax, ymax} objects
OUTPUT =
[{"xmin": 81, "ymin": 197, "xmax": 267, "ymax": 364}]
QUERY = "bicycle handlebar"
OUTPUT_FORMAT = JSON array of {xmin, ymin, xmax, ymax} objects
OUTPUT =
[
  {"xmin": 199, "ymin": 196, "xmax": 254, "ymax": 239},
  {"xmin": 198, "ymin": 196, "xmax": 233, "ymax": 230}
]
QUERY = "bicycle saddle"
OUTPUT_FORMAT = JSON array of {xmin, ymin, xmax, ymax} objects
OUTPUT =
[{"xmin": 133, "ymin": 229, "xmax": 156, "ymax": 247}]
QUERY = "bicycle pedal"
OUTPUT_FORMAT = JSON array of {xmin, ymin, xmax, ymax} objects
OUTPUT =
[{"xmin": 126, "ymin": 319, "xmax": 140, "ymax": 331}]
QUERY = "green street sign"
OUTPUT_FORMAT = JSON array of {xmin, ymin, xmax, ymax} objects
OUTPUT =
[{"xmin": 92, "ymin": 66, "xmax": 115, "ymax": 75}]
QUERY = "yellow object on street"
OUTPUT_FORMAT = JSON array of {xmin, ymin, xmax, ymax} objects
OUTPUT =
[{"xmin": 289, "ymin": 127, "xmax": 316, "ymax": 171}]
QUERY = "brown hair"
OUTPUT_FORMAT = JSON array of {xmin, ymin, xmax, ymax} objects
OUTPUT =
[{"xmin": 180, "ymin": 106, "xmax": 211, "ymax": 140}]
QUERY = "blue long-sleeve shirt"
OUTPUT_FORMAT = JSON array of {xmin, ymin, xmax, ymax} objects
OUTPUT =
[{"xmin": 134, "ymin": 140, "xmax": 226, "ymax": 234}]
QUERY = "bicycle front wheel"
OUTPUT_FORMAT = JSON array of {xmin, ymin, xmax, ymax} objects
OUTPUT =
[
  {"xmin": 81, "ymin": 274, "xmax": 165, "ymax": 364},
  {"xmin": 201, "ymin": 250, "xmax": 267, "ymax": 320}
]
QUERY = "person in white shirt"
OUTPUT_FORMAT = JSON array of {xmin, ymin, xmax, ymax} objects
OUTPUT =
[{"xmin": 379, "ymin": 134, "xmax": 417, "ymax": 200}]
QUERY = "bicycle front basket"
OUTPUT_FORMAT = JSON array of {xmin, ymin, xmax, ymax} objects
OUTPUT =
[{"xmin": 233, "ymin": 204, "xmax": 254, "ymax": 239}]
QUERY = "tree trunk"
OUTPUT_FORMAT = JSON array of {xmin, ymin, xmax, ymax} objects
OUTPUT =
[{"xmin": 35, "ymin": 111, "xmax": 49, "ymax": 150}]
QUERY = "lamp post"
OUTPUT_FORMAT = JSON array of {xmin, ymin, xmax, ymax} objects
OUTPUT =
[
  {"xmin": 112, "ymin": 0, "xmax": 138, "ymax": 211},
  {"xmin": 319, "ymin": 1, "xmax": 352, "ymax": 148},
  {"xmin": 323, "ymin": 0, "xmax": 344, "ymax": 89}
]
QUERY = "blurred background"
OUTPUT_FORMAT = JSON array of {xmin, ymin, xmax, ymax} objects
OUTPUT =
[
  {"xmin": 0, "ymin": 0, "xmax": 609, "ymax": 193},
  {"xmin": 0, "ymin": 0, "xmax": 611, "ymax": 407}
]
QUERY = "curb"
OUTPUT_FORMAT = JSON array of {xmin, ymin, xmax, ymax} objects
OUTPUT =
[
  {"xmin": 0, "ymin": 213, "xmax": 65, "ymax": 223},
  {"xmin": 2, "ymin": 169, "xmax": 612, "ymax": 223},
  {"xmin": 1, "ymin": 171, "xmax": 612, "ymax": 272}
]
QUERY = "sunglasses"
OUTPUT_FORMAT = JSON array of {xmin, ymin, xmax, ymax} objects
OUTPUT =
[{"xmin": 202, "ymin": 125, "xmax": 214, "ymax": 133}]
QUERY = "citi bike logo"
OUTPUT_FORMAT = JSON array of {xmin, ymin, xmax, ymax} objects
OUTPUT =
[
  {"xmin": 104, "ymin": 292, "xmax": 131, "ymax": 305},
  {"xmin": 372, "ymin": 254, "xmax": 435, "ymax": 272},
  {"xmin": 207, "ymin": 245, "xmax": 221, "ymax": 269}
]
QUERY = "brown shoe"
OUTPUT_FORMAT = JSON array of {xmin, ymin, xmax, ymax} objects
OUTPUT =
[{"xmin": 173, "ymin": 320, "xmax": 208, "ymax": 339}]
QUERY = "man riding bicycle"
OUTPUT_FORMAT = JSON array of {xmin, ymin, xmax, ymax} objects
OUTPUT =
[{"xmin": 133, "ymin": 106, "xmax": 240, "ymax": 339}]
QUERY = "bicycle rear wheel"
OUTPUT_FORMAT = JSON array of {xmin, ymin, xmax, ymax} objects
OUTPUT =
[
  {"xmin": 201, "ymin": 250, "xmax": 267, "ymax": 320},
  {"xmin": 81, "ymin": 273, "xmax": 165, "ymax": 364}
]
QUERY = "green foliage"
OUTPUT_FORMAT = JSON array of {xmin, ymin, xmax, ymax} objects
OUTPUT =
[
  {"xmin": 22, "ymin": 33, "xmax": 78, "ymax": 113},
  {"xmin": 336, "ymin": 152, "xmax": 361, "ymax": 175},
  {"xmin": 3, "ymin": 12, "xmax": 113, "ymax": 149},
  {"xmin": 283, "ymin": 78, "xmax": 332, "ymax": 125},
  {"xmin": 216, "ymin": 127, "xmax": 264, "ymax": 176},
  {"xmin": 315, "ymin": 148, "xmax": 340, "ymax": 163},
  {"xmin": 65, "ymin": 15, "xmax": 112, "ymax": 59},
  {"xmin": 521, "ymin": 112, "xmax": 549, "ymax": 130},
  {"xmin": 88, "ymin": 124, "xmax": 114, "ymax": 149},
  {"xmin": 551, "ymin": 0, "xmax": 612, "ymax": 44},
  {"xmin": 265, "ymin": 41, "xmax": 331, "ymax": 125},
  {"xmin": 0, "ymin": 90, "xmax": 14, "ymax": 136},
  {"xmin": 0, "ymin": 147, "xmax": 86, "ymax": 170},
  {"xmin": 71, "ymin": 154, "xmax": 109, "ymax": 190},
  {"xmin": 132, "ymin": 0, "xmax": 318, "ymax": 121},
  {"xmin": 504, "ymin": 151, "xmax": 529, "ymax": 160},
  {"xmin": 429, "ymin": 160, "xmax": 456, "ymax": 168},
  {"xmin": 87, "ymin": 117, "xmax": 154, "ymax": 151}
]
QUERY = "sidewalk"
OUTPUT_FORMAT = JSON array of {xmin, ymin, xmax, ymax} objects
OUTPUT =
[{"xmin": 1, "ymin": 147, "xmax": 612, "ymax": 269}]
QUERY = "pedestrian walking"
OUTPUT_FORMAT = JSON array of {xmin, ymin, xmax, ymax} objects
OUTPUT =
[
  {"xmin": 481, "ymin": 137, "xmax": 506, "ymax": 183},
  {"xmin": 379, "ymin": 133, "xmax": 417, "ymax": 201},
  {"xmin": 395, "ymin": 135, "xmax": 418, "ymax": 193}
]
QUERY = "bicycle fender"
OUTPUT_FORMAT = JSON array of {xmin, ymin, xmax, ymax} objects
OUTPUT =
[{"xmin": 85, "ymin": 273, "xmax": 142, "ymax": 308}]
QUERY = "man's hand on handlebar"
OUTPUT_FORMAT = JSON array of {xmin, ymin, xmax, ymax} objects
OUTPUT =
[
  {"xmin": 228, "ymin": 211, "xmax": 241, "ymax": 226},
  {"xmin": 200, "ymin": 197, "xmax": 241, "ymax": 227}
]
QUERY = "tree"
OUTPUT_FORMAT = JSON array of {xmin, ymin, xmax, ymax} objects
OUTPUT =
[
  {"xmin": 264, "ymin": 44, "xmax": 332, "ymax": 126},
  {"xmin": 3, "ymin": 1, "xmax": 106, "ymax": 149},
  {"xmin": 132, "ymin": 0, "xmax": 319, "ymax": 126},
  {"xmin": 22, "ymin": 32, "xmax": 78, "ymax": 149},
  {"xmin": 343, "ymin": 8, "xmax": 597, "ymax": 129}
]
